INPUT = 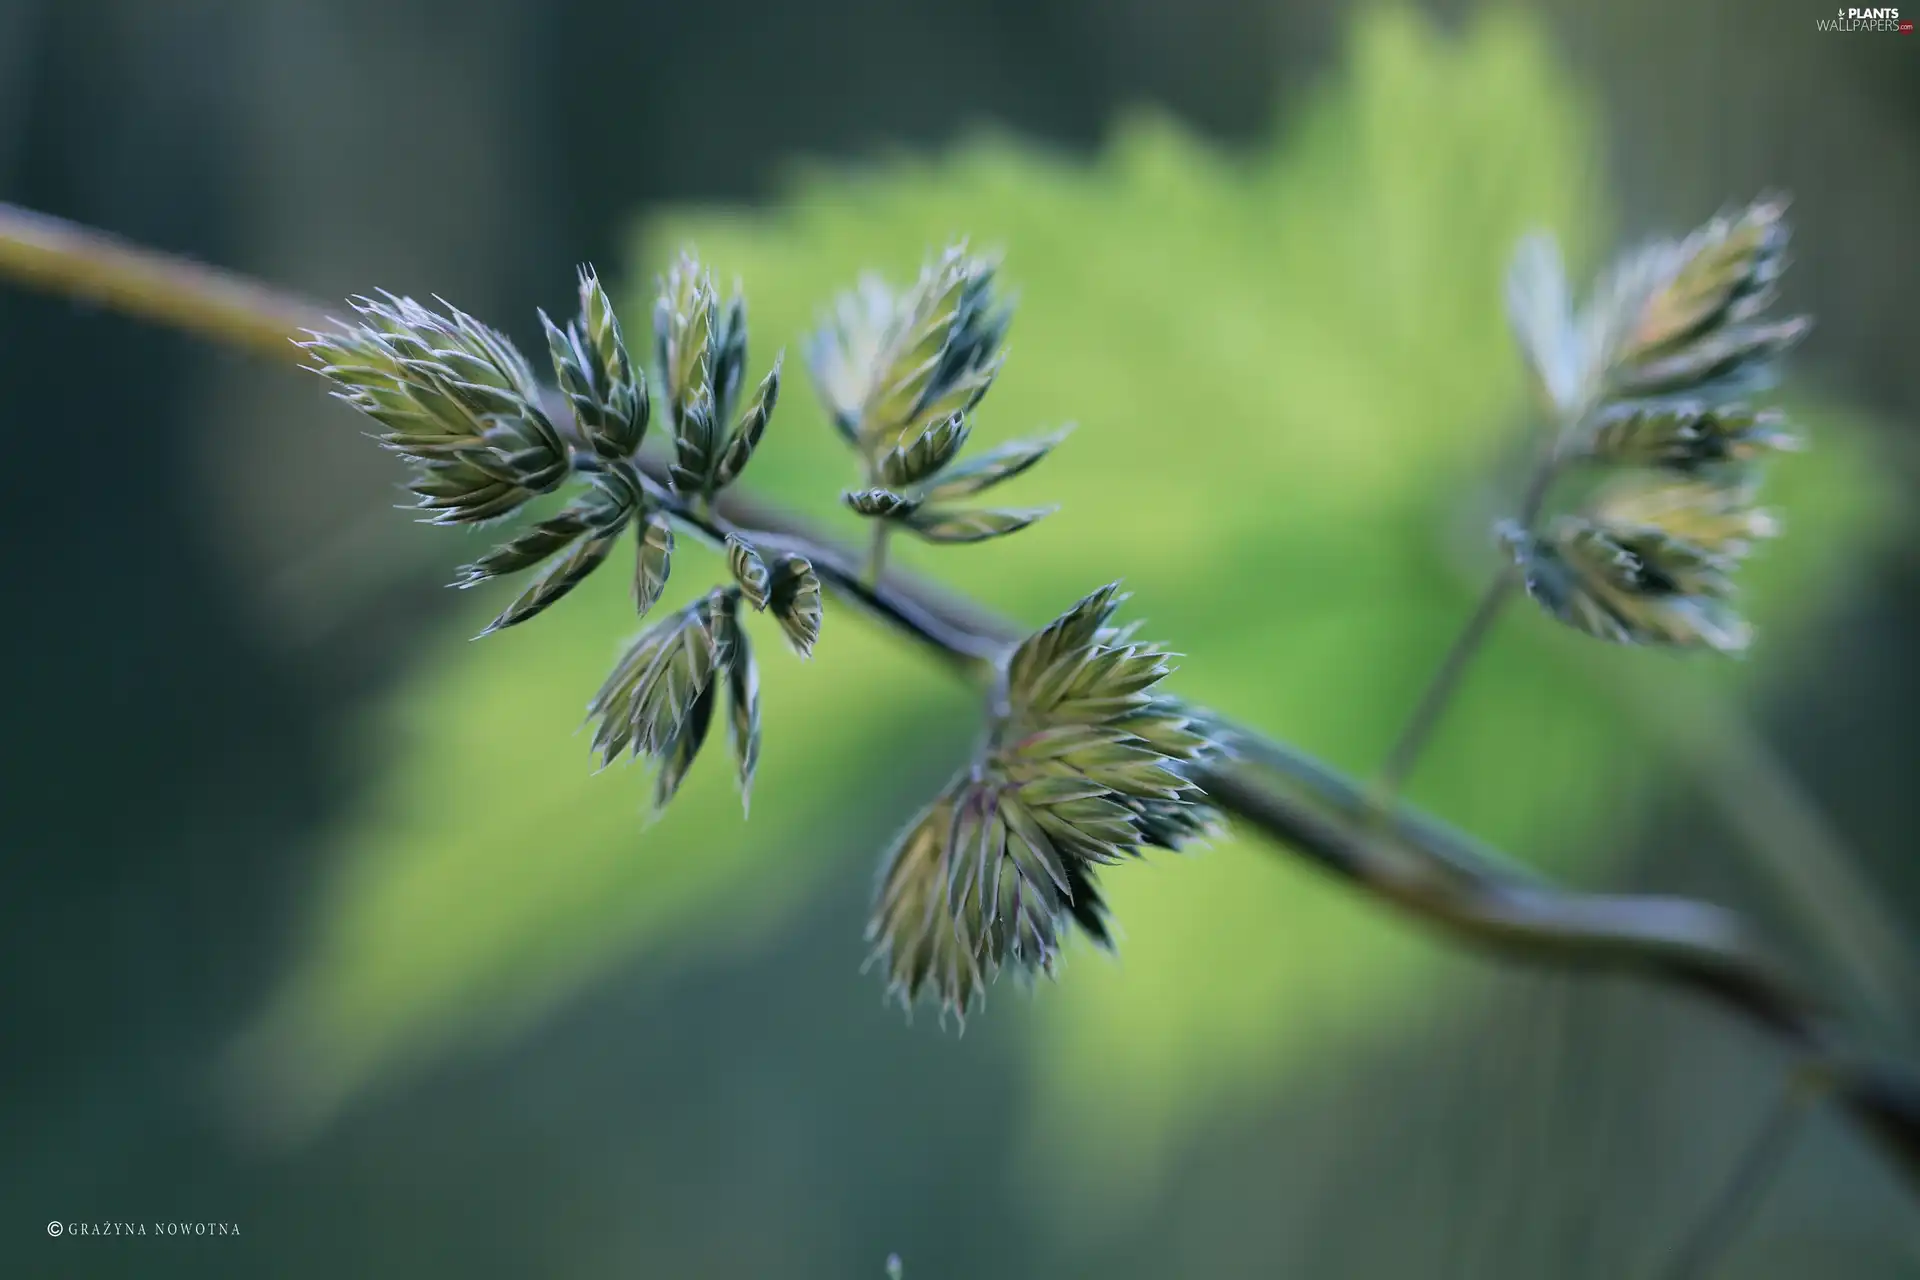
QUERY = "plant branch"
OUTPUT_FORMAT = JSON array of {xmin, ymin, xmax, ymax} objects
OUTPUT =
[
  {"xmin": 6, "ymin": 203, "xmax": 1920, "ymax": 1196},
  {"xmin": 628, "ymin": 465, "xmax": 1003, "ymax": 673},
  {"xmin": 0, "ymin": 202, "xmax": 331, "ymax": 362}
]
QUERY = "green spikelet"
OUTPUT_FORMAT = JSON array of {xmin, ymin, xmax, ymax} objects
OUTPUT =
[
  {"xmin": 632, "ymin": 511, "xmax": 675, "ymax": 618},
  {"xmin": 541, "ymin": 265, "xmax": 648, "ymax": 461},
  {"xmin": 767, "ymin": 555, "xmax": 823, "ymax": 657},
  {"xmin": 713, "ymin": 356, "xmax": 782, "ymax": 490},
  {"xmin": 843, "ymin": 488, "xmax": 920, "ymax": 519},
  {"xmin": 1503, "ymin": 196, "xmax": 1807, "ymax": 656},
  {"xmin": 300, "ymin": 293, "xmax": 568, "ymax": 524},
  {"xmin": 805, "ymin": 245, "xmax": 1061, "ymax": 549},
  {"xmin": 903, "ymin": 505, "xmax": 1055, "ymax": 545},
  {"xmin": 726, "ymin": 534, "xmax": 772, "ymax": 611},
  {"xmin": 712, "ymin": 597, "xmax": 762, "ymax": 813}
]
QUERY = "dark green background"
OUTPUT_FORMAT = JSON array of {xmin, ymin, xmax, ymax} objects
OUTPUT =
[{"xmin": 2, "ymin": 1, "xmax": 1916, "ymax": 1276}]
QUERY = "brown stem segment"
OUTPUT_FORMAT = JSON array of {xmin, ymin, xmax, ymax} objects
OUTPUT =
[
  {"xmin": 5, "ymin": 204, "xmax": 1920, "ymax": 1196},
  {"xmin": 0, "ymin": 202, "xmax": 330, "ymax": 362}
]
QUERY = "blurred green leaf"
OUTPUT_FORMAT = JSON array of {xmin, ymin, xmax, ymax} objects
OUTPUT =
[
  {"xmin": 243, "ymin": 6, "xmax": 1898, "ymax": 1212},
  {"xmin": 237, "ymin": 551, "xmax": 976, "ymax": 1129}
]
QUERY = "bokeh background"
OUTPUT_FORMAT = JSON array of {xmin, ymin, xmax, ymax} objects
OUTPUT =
[{"xmin": 3, "ymin": 0, "xmax": 1918, "ymax": 1276}]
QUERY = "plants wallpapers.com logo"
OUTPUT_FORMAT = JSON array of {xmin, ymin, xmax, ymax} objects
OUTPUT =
[{"xmin": 1817, "ymin": 6, "xmax": 1915, "ymax": 30}]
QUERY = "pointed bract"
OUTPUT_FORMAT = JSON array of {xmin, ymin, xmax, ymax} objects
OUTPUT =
[
  {"xmin": 1575, "ymin": 401, "xmax": 1802, "ymax": 472},
  {"xmin": 726, "ymin": 534, "xmax": 772, "ymax": 611},
  {"xmin": 843, "ymin": 488, "xmax": 921, "ymax": 519},
  {"xmin": 768, "ymin": 555, "xmax": 823, "ymax": 657},
  {"xmin": 632, "ymin": 511, "xmax": 674, "ymax": 617},
  {"xmin": 453, "ymin": 499, "xmax": 601, "ymax": 588},
  {"xmin": 716, "ymin": 603, "xmax": 762, "ymax": 813},
  {"xmin": 655, "ymin": 253, "xmax": 715, "ymax": 424},
  {"xmin": 916, "ymin": 428, "xmax": 1071, "ymax": 502},
  {"xmin": 862, "ymin": 245, "xmax": 1009, "ymax": 449},
  {"xmin": 904, "ymin": 505, "xmax": 1055, "ymax": 545},
  {"xmin": 709, "ymin": 291, "xmax": 749, "ymax": 427},
  {"xmin": 587, "ymin": 597, "xmax": 722, "ymax": 774},
  {"xmin": 805, "ymin": 247, "xmax": 1064, "ymax": 553},
  {"xmin": 878, "ymin": 413, "xmax": 970, "ymax": 488},
  {"xmin": 478, "ymin": 528, "xmax": 623, "ymax": 636},
  {"xmin": 655, "ymin": 681, "xmax": 716, "ymax": 808},
  {"xmin": 543, "ymin": 266, "xmax": 648, "ymax": 461},
  {"xmin": 668, "ymin": 387, "xmax": 719, "ymax": 496},
  {"xmin": 714, "ymin": 355, "xmax": 782, "ymax": 490}
]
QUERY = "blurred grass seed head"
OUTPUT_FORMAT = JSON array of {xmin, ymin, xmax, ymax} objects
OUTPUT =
[{"xmin": 1501, "ymin": 195, "xmax": 1808, "ymax": 653}]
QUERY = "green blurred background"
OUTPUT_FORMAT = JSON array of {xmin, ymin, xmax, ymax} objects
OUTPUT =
[{"xmin": 3, "ymin": 1, "xmax": 1917, "ymax": 1276}]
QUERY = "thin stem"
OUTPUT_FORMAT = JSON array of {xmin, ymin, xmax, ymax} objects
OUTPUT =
[
  {"xmin": 1373, "ymin": 445, "xmax": 1560, "ymax": 805},
  {"xmin": 7, "ymin": 206, "xmax": 1920, "ymax": 1199},
  {"xmin": 627, "ymin": 465, "xmax": 1003, "ymax": 673},
  {"xmin": 1376, "ymin": 568, "xmax": 1516, "ymax": 802},
  {"xmin": 864, "ymin": 520, "xmax": 891, "ymax": 587},
  {"xmin": 1517, "ymin": 448, "xmax": 1563, "ymax": 527},
  {"xmin": 1657, "ymin": 1072, "xmax": 1818, "ymax": 1280}
]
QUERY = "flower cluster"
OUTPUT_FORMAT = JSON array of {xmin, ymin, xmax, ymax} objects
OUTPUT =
[
  {"xmin": 306, "ymin": 245, "xmax": 1224, "ymax": 1020},
  {"xmin": 299, "ymin": 291, "xmax": 572, "ymax": 530},
  {"xmin": 866, "ymin": 584, "xmax": 1223, "ymax": 1022},
  {"xmin": 806, "ymin": 243, "xmax": 1067, "ymax": 549},
  {"xmin": 1500, "ymin": 195, "xmax": 1809, "ymax": 652},
  {"xmin": 301, "ymin": 256, "xmax": 818, "ymax": 812}
]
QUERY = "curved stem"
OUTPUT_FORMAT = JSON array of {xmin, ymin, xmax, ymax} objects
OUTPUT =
[
  {"xmin": 6, "ymin": 203, "xmax": 1920, "ymax": 1198},
  {"xmin": 1517, "ymin": 448, "xmax": 1563, "ymax": 527},
  {"xmin": 619, "ymin": 460, "xmax": 1004, "ymax": 673},
  {"xmin": 1224, "ymin": 724, "xmax": 1546, "ymax": 889}
]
